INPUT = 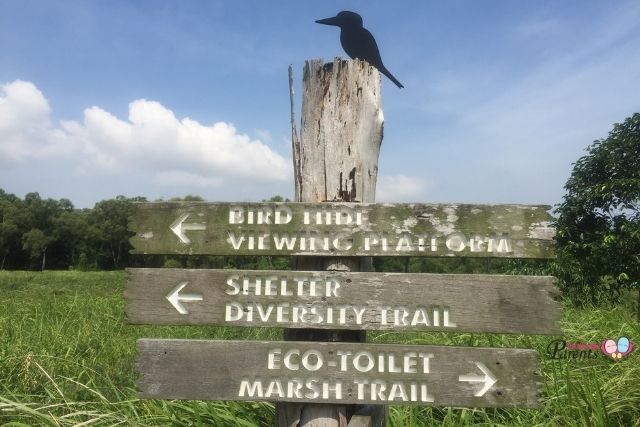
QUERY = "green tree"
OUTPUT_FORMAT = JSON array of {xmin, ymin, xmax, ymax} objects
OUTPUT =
[
  {"xmin": 0, "ymin": 216, "xmax": 19, "ymax": 269},
  {"xmin": 89, "ymin": 195, "xmax": 146, "ymax": 269},
  {"xmin": 22, "ymin": 228, "xmax": 54, "ymax": 270},
  {"xmin": 21, "ymin": 192, "xmax": 73, "ymax": 269},
  {"xmin": 52, "ymin": 209, "xmax": 90, "ymax": 268},
  {"xmin": 555, "ymin": 113, "xmax": 640, "ymax": 305},
  {"xmin": 263, "ymin": 195, "xmax": 290, "ymax": 202},
  {"xmin": 169, "ymin": 194, "xmax": 204, "ymax": 202},
  {"xmin": 0, "ymin": 192, "xmax": 23, "ymax": 269}
]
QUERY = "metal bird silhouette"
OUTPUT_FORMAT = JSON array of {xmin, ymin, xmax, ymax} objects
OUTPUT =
[{"xmin": 316, "ymin": 11, "xmax": 403, "ymax": 88}]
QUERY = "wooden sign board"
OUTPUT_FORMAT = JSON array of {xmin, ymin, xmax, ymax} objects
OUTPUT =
[
  {"xmin": 126, "ymin": 268, "xmax": 561, "ymax": 335},
  {"xmin": 129, "ymin": 202, "xmax": 555, "ymax": 258},
  {"xmin": 136, "ymin": 339, "xmax": 541, "ymax": 408}
]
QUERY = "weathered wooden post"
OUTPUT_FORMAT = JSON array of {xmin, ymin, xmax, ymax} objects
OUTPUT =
[{"xmin": 277, "ymin": 58, "xmax": 386, "ymax": 426}]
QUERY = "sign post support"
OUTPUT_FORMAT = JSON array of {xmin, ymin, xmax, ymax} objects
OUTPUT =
[{"xmin": 277, "ymin": 58, "xmax": 386, "ymax": 427}]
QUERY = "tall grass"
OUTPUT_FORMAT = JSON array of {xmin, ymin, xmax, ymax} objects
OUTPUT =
[{"xmin": 1, "ymin": 271, "xmax": 639, "ymax": 426}]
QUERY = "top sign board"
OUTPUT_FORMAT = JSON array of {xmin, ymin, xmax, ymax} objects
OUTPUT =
[{"xmin": 129, "ymin": 202, "xmax": 555, "ymax": 258}]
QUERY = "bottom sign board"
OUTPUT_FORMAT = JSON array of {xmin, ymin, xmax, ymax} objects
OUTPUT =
[{"xmin": 136, "ymin": 339, "xmax": 541, "ymax": 408}]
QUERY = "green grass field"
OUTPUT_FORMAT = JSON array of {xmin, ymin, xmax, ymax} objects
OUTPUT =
[{"xmin": 1, "ymin": 271, "xmax": 639, "ymax": 426}]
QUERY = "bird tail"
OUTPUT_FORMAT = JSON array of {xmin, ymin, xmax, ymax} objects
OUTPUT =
[{"xmin": 380, "ymin": 66, "xmax": 404, "ymax": 88}]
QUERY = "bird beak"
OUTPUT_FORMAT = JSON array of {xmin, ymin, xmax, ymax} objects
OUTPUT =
[{"xmin": 315, "ymin": 16, "xmax": 340, "ymax": 26}]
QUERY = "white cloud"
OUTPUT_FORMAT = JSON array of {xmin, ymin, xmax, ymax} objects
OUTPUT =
[
  {"xmin": 376, "ymin": 174, "xmax": 431, "ymax": 202},
  {"xmin": 154, "ymin": 171, "xmax": 224, "ymax": 188},
  {"xmin": 0, "ymin": 80, "xmax": 291, "ymax": 188},
  {"xmin": 0, "ymin": 80, "xmax": 71, "ymax": 163},
  {"xmin": 254, "ymin": 129, "xmax": 272, "ymax": 144}
]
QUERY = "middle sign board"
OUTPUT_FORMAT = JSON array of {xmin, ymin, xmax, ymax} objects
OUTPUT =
[{"xmin": 126, "ymin": 268, "xmax": 561, "ymax": 335}]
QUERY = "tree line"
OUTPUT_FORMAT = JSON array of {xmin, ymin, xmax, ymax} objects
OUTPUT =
[{"xmin": 0, "ymin": 191, "xmax": 143, "ymax": 271}]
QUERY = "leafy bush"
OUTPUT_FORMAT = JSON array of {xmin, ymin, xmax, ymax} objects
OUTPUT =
[{"xmin": 555, "ymin": 113, "xmax": 640, "ymax": 305}]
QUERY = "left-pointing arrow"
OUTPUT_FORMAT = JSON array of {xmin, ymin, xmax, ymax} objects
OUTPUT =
[
  {"xmin": 458, "ymin": 361, "xmax": 497, "ymax": 397},
  {"xmin": 166, "ymin": 281, "xmax": 203, "ymax": 315},
  {"xmin": 170, "ymin": 213, "xmax": 206, "ymax": 244}
]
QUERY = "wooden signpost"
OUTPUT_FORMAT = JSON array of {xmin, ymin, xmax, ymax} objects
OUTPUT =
[
  {"xmin": 127, "ymin": 59, "xmax": 561, "ymax": 426},
  {"xmin": 126, "ymin": 268, "xmax": 560, "ymax": 334},
  {"xmin": 136, "ymin": 340, "xmax": 541, "ymax": 408},
  {"xmin": 129, "ymin": 201, "xmax": 555, "ymax": 258}
]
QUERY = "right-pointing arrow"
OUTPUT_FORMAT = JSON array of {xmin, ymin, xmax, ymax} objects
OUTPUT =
[
  {"xmin": 166, "ymin": 281, "xmax": 203, "ymax": 315},
  {"xmin": 458, "ymin": 361, "xmax": 497, "ymax": 397}
]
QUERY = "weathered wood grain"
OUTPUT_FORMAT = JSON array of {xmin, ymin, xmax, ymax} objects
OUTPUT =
[
  {"xmin": 125, "ymin": 268, "xmax": 561, "ymax": 335},
  {"xmin": 136, "ymin": 339, "xmax": 542, "ymax": 408},
  {"xmin": 297, "ymin": 58, "xmax": 383, "ymax": 204},
  {"xmin": 128, "ymin": 201, "xmax": 555, "ymax": 258},
  {"xmin": 283, "ymin": 58, "xmax": 385, "ymax": 427}
]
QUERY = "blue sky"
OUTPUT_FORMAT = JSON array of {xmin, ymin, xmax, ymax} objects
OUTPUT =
[{"xmin": 1, "ymin": 1, "xmax": 639, "ymax": 208}]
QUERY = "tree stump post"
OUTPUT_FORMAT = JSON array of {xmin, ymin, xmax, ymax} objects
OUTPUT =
[{"xmin": 276, "ymin": 58, "xmax": 387, "ymax": 427}]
